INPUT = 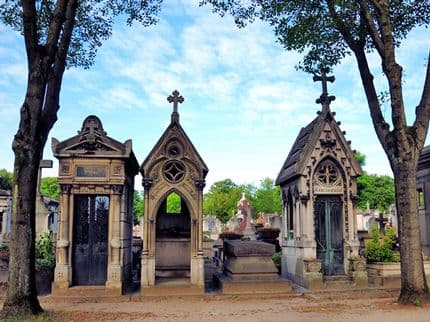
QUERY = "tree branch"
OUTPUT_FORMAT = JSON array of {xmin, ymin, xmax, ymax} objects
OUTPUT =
[
  {"xmin": 353, "ymin": 45, "xmax": 391, "ymax": 154},
  {"xmin": 41, "ymin": 0, "xmax": 78, "ymax": 141},
  {"xmin": 45, "ymin": 0, "xmax": 69, "ymax": 60},
  {"xmin": 22, "ymin": 0, "xmax": 39, "ymax": 65},
  {"xmin": 357, "ymin": 0, "xmax": 384, "ymax": 56},
  {"xmin": 325, "ymin": 0, "xmax": 357, "ymax": 50},
  {"xmin": 413, "ymin": 52, "xmax": 430, "ymax": 149}
]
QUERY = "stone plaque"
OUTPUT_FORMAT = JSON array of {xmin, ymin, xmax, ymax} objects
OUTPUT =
[{"xmin": 76, "ymin": 166, "xmax": 107, "ymax": 178}]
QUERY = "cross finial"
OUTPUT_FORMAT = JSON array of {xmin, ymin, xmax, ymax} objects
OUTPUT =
[
  {"xmin": 313, "ymin": 68, "xmax": 336, "ymax": 108},
  {"xmin": 167, "ymin": 90, "xmax": 184, "ymax": 122}
]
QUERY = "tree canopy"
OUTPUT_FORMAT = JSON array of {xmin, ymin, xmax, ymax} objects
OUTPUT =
[
  {"xmin": 133, "ymin": 190, "xmax": 144, "ymax": 225},
  {"xmin": 203, "ymin": 178, "xmax": 281, "ymax": 223},
  {"xmin": 0, "ymin": 169, "xmax": 13, "ymax": 191},
  {"xmin": 357, "ymin": 174, "xmax": 395, "ymax": 213},
  {"xmin": 39, "ymin": 176, "xmax": 60, "ymax": 200},
  {"xmin": 252, "ymin": 178, "xmax": 282, "ymax": 215},
  {"xmin": 203, "ymin": 179, "xmax": 243, "ymax": 223}
]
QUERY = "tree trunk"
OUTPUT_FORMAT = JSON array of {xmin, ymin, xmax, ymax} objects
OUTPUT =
[
  {"xmin": 393, "ymin": 160, "xmax": 429, "ymax": 304},
  {"xmin": 2, "ymin": 140, "xmax": 43, "ymax": 316},
  {"xmin": 1, "ymin": 77, "xmax": 46, "ymax": 316}
]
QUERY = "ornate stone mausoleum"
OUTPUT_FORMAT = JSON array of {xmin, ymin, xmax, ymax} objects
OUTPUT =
[
  {"xmin": 140, "ymin": 90, "xmax": 208, "ymax": 290},
  {"xmin": 52, "ymin": 115, "xmax": 139, "ymax": 294},
  {"xmin": 276, "ymin": 72, "xmax": 367, "ymax": 289}
]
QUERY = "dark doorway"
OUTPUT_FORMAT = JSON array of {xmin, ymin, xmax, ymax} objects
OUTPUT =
[
  {"xmin": 155, "ymin": 192, "xmax": 191, "ymax": 280},
  {"xmin": 72, "ymin": 195, "xmax": 109, "ymax": 285},
  {"xmin": 315, "ymin": 195, "xmax": 344, "ymax": 275}
]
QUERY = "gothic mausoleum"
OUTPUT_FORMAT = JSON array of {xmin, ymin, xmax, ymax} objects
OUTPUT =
[
  {"xmin": 140, "ymin": 90, "xmax": 208, "ymax": 291},
  {"xmin": 276, "ymin": 71, "xmax": 367, "ymax": 289},
  {"xmin": 52, "ymin": 115, "xmax": 139, "ymax": 294}
]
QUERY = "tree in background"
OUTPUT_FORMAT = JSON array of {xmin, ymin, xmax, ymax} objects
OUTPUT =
[
  {"xmin": 0, "ymin": 1, "xmax": 161, "ymax": 316},
  {"xmin": 252, "ymin": 178, "xmax": 282, "ymax": 215},
  {"xmin": 166, "ymin": 192, "xmax": 181, "ymax": 213},
  {"xmin": 203, "ymin": 179, "xmax": 243, "ymax": 223},
  {"xmin": 0, "ymin": 169, "xmax": 13, "ymax": 191},
  {"xmin": 133, "ymin": 190, "xmax": 144, "ymax": 226},
  {"xmin": 357, "ymin": 174, "xmax": 395, "ymax": 213},
  {"xmin": 39, "ymin": 177, "xmax": 60, "ymax": 200},
  {"xmin": 203, "ymin": 0, "xmax": 430, "ymax": 304}
]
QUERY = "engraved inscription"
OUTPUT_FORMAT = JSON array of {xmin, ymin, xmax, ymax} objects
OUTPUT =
[{"xmin": 76, "ymin": 166, "xmax": 107, "ymax": 177}]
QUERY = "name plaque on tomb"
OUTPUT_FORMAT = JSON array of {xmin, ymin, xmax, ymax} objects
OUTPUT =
[
  {"xmin": 76, "ymin": 166, "xmax": 107, "ymax": 178},
  {"xmin": 314, "ymin": 185, "xmax": 343, "ymax": 194}
]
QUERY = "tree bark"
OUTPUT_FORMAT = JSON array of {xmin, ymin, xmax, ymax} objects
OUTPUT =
[
  {"xmin": 2, "ymin": 85, "xmax": 45, "ymax": 316},
  {"xmin": 394, "ymin": 160, "xmax": 429, "ymax": 304}
]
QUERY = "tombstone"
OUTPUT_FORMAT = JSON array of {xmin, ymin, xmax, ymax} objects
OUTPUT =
[
  {"xmin": 232, "ymin": 193, "xmax": 255, "ymax": 240},
  {"xmin": 276, "ymin": 70, "xmax": 367, "ymax": 289},
  {"xmin": 417, "ymin": 146, "xmax": 430, "ymax": 258},
  {"xmin": 140, "ymin": 90, "xmax": 208, "ymax": 290},
  {"xmin": 214, "ymin": 239, "xmax": 292, "ymax": 294},
  {"xmin": 51, "ymin": 115, "xmax": 139, "ymax": 294}
]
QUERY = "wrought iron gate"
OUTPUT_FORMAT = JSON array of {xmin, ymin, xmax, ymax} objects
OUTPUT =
[
  {"xmin": 315, "ymin": 195, "xmax": 344, "ymax": 275},
  {"xmin": 72, "ymin": 195, "xmax": 109, "ymax": 285}
]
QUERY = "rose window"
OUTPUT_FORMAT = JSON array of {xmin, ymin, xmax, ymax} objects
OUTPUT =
[{"xmin": 163, "ymin": 161, "xmax": 185, "ymax": 183}]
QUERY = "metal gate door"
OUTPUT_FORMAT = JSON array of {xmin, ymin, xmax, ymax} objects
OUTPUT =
[
  {"xmin": 315, "ymin": 195, "xmax": 344, "ymax": 275},
  {"xmin": 72, "ymin": 195, "xmax": 109, "ymax": 285}
]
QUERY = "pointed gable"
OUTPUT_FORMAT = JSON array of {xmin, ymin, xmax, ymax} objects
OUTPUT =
[
  {"xmin": 141, "ymin": 119, "xmax": 208, "ymax": 179},
  {"xmin": 276, "ymin": 108, "xmax": 362, "ymax": 186},
  {"xmin": 141, "ymin": 90, "xmax": 208, "ymax": 185}
]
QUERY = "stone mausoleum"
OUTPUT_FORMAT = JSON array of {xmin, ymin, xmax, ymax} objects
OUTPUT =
[
  {"xmin": 140, "ymin": 90, "xmax": 208, "ymax": 291},
  {"xmin": 417, "ymin": 145, "xmax": 430, "ymax": 259},
  {"xmin": 52, "ymin": 115, "xmax": 139, "ymax": 294},
  {"xmin": 276, "ymin": 71, "xmax": 367, "ymax": 289}
]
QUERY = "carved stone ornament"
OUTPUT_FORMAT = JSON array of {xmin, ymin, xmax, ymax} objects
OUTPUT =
[
  {"xmin": 313, "ymin": 159, "xmax": 343, "ymax": 194},
  {"xmin": 163, "ymin": 160, "xmax": 186, "ymax": 183},
  {"xmin": 60, "ymin": 184, "xmax": 71, "ymax": 194},
  {"xmin": 112, "ymin": 185, "xmax": 124, "ymax": 194}
]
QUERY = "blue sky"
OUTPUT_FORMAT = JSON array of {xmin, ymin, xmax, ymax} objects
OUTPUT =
[{"xmin": 0, "ymin": 0, "xmax": 429, "ymax": 190}]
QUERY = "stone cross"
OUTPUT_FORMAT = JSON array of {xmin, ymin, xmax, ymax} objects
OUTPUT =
[
  {"xmin": 313, "ymin": 69, "xmax": 336, "ymax": 106},
  {"xmin": 37, "ymin": 159, "xmax": 53, "ymax": 195},
  {"xmin": 167, "ymin": 90, "xmax": 184, "ymax": 114},
  {"xmin": 375, "ymin": 212, "xmax": 388, "ymax": 233}
]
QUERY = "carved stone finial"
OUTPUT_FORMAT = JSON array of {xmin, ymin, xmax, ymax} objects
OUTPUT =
[
  {"xmin": 167, "ymin": 90, "xmax": 184, "ymax": 123},
  {"xmin": 313, "ymin": 69, "xmax": 336, "ymax": 109}
]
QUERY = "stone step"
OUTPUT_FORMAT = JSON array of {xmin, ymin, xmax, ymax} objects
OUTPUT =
[
  {"xmin": 323, "ymin": 275, "xmax": 354, "ymax": 289},
  {"xmin": 51, "ymin": 285, "xmax": 123, "ymax": 299}
]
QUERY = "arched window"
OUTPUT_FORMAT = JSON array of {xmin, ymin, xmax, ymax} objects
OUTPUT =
[{"xmin": 166, "ymin": 192, "xmax": 181, "ymax": 214}]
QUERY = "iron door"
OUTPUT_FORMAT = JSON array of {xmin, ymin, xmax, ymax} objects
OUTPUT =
[
  {"xmin": 315, "ymin": 195, "xmax": 344, "ymax": 275},
  {"xmin": 73, "ymin": 195, "xmax": 109, "ymax": 285}
]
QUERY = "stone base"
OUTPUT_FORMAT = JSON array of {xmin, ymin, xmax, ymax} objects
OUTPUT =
[
  {"xmin": 214, "ymin": 272, "xmax": 292, "ymax": 295},
  {"xmin": 191, "ymin": 256, "xmax": 204, "ymax": 286},
  {"xmin": 51, "ymin": 284, "xmax": 122, "ymax": 298},
  {"xmin": 53, "ymin": 264, "xmax": 71, "ymax": 287},
  {"xmin": 141, "ymin": 256, "xmax": 155, "ymax": 286}
]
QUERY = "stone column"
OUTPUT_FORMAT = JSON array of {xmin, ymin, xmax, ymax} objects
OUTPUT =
[
  {"xmin": 141, "ymin": 178, "xmax": 155, "ymax": 286},
  {"xmin": 54, "ymin": 184, "xmax": 71, "ymax": 288},
  {"xmin": 191, "ymin": 180, "xmax": 205, "ymax": 287},
  {"xmin": 106, "ymin": 185, "xmax": 122, "ymax": 290}
]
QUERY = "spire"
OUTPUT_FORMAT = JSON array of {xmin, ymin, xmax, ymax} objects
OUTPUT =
[
  {"xmin": 313, "ymin": 68, "xmax": 336, "ymax": 113},
  {"xmin": 167, "ymin": 90, "xmax": 184, "ymax": 123}
]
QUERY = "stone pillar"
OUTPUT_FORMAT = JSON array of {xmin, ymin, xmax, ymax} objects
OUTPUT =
[
  {"xmin": 106, "ymin": 184, "xmax": 122, "ymax": 290},
  {"xmin": 141, "ymin": 178, "xmax": 155, "ymax": 286},
  {"xmin": 190, "ymin": 180, "xmax": 205, "ymax": 287},
  {"xmin": 54, "ymin": 184, "xmax": 71, "ymax": 288}
]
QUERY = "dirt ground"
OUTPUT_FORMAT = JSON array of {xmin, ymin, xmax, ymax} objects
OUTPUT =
[{"xmin": 7, "ymin": 289, "xmax": 427, "ymax": 322}]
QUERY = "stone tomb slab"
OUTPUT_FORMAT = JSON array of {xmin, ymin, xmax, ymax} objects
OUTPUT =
[{"xmin": 215, "ymin": 240, "xmax": 292, "ymax": 294}]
